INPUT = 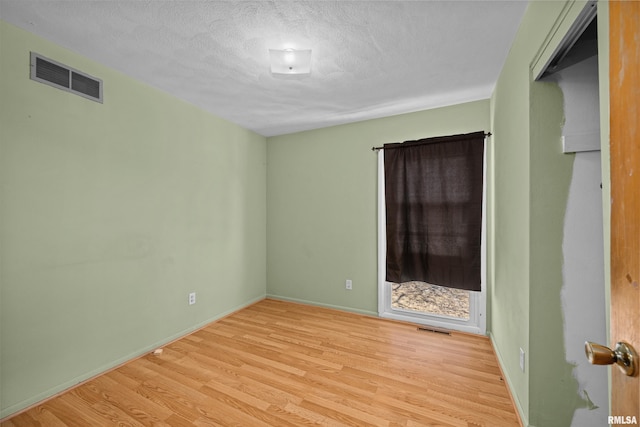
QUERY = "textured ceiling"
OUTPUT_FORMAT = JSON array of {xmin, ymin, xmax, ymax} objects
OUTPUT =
[{"xmin": 0, "ymin": 1, "xmax": 528, "ymax": 136}]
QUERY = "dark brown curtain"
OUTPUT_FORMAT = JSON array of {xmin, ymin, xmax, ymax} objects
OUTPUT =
[{"xmin": 384, "ymin": 131, "xmax": 484, "ymax": 292}]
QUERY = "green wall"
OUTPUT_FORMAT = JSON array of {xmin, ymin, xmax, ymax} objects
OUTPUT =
[
  {"xmin": 489, "ymin": 1, "xmax": 535, "ymax": 417},
  {"xmin": 490, "ymin": 1, "xmax": 609, "ymax": 426},
  {"xmin": 266, "ymin": 100, "xmax": 489, "ymax": 314},
  {"xmin": 0, "ymin": 21, "xmax": 267, "ymax": 418}
]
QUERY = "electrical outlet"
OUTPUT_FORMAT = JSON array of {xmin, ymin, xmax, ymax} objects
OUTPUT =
[
  {"xmin": 346, "ymin": 279, "xmax": 352, "ymax": 290},
  {"xmin": 189, "ymin": 292, "xmax": 196, "ymax": 305},
  {"xmin": 519, "ymin": 348, "xmax": 525, "ymax": 372}
]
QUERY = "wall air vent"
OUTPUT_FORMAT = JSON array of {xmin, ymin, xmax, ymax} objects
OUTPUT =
[{"xmin": 30, "ymin": 52, "xmax": 103, "ymax": 103}]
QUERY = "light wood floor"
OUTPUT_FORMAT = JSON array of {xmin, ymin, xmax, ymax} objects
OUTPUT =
[{"xmin": 2, "ymin": 299, "xmax": 520, "ymax": 426}]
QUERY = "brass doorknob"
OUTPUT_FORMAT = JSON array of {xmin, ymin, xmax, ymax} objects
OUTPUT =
[{"xmin": 585, "ymin": 341, "xmax": 638, "ymax": 377}]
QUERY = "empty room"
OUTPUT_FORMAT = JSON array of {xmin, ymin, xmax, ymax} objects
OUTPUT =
[{"xmin": 1, "ymin": 1, "xmax": 638, "ymax": 426}]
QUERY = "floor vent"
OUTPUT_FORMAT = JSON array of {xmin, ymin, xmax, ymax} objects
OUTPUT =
[
  {"xmin": 417, "ymin": 326, "xmax": 451, "ymax": 336},
  {"xmin": 30, "ymin": 52, "xmax": 103, "ymax": 103}
]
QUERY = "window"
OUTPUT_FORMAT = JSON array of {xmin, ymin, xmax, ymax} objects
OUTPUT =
[{"xmin": 377, "ymin": 131, "xmax": 487, "ymax": 334}]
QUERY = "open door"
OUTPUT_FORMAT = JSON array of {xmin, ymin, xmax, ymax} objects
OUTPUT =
[
  {"xmin": 609, "ymin": 0, "xmax": 639, "ymax": 420},
  {"xmin": 586, "ymin": 1, "xmax": 640, "ymax": 421}
]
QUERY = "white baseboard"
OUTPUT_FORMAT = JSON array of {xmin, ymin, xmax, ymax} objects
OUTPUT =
[
  {"xmin": 488, "ymin": 331, "xmax": 530, "ymax": 427},
  {"xmin": 266, "ymin": 294, "xmax": 377, "ymax": 317}
]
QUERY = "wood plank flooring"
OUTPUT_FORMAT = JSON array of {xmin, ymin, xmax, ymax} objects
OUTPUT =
[{"xmin": 2, "ymin": 299, "xmax": 520, "ymax": 426}]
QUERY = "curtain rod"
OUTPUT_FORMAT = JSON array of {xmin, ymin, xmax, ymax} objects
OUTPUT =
[{"xmin": 371, "ymin": 132, "xmax": 492, "ymax": 151}]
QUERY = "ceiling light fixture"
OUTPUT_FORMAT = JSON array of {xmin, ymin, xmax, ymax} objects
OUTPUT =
[{"xmin": 269, "ymin": 48, "xmax": 311, "ymax": 76}]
